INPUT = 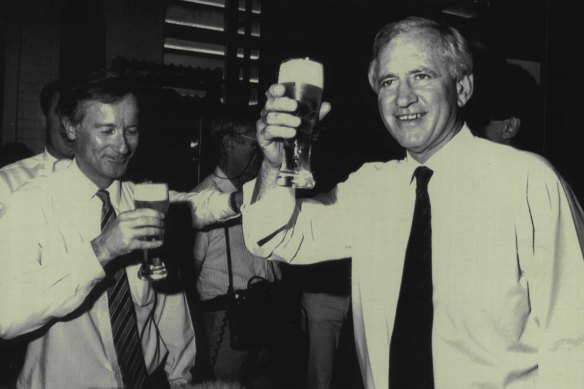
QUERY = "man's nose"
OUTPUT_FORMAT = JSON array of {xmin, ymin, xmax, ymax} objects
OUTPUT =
[
  {"xmin": 114, "ymin": 132, "xmax": 130, "ymax": 154},
  {"xmin": 396, "ymin": 81, "xmax": 417, "ymax": 108}
]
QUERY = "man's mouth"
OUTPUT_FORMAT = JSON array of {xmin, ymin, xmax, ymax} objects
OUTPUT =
[
  {"xmin": 106, "ymin": 156, "xmax": 129, "ymax": 164},
  {"xmin": 396, "ymin": 113, "xmax": 424, "ymax": 121}
]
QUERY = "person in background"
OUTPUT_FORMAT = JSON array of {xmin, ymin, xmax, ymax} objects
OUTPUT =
[
  {"xmin": 0, "ymin": 80, "xmax": 75, "ymax": 387},
  {"xmin": 0, "ymin": 80, "xmax": 75, "ymax": 212},
  {"xmin": 0, "ymin": 70, "xmax": 238, "ymax": 389},
  {"xmin": 242, "ymin": 16, "xmax": 584, "ymax": 389},
  {"xmin": 465, "ymin": 59, "xmax": 543, "ymax": 152},
  {"xmin": 191, "ymin": 110, "xmax": 281, "ymax": 388},
  {"xmin": 466, "ymin": 58, "xmax": 584, "ymax": 250},
  {"xmin": 295, "ymin": 257, "xmax": 352, "ymax": 389}
]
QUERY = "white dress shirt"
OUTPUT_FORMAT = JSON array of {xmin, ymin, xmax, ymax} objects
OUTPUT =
[
  {"xmin": 193, "ymin": 167, "xmax": 280, "ymax": 301},
  {"xmin": 0, "ymin": 160, "xmax": 196, "ymax": 389},
  {"xmin": 242, "ymin": 126, "xmax": 584, "ymax": 389},
  {"xmin": 0, "ymin": 149, "xmax": 67, "ymax": 213}
]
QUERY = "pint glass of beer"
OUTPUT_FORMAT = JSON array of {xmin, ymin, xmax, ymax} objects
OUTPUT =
[
  {"xmin": 134, "ymin": 183, "xmax": 169, "ymax": 281},
  {"xmin": 276, "ymin": 57, "xmax": 324, "ymax": 189}
]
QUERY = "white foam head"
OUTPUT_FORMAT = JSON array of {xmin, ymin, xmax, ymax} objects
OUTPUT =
[
  {"xmin": 134, "ymin": 183, "xmax": 169, "ymax": 201},
  {"xmin": 278, "ymin": 58, "xmax": 324, "ymax": 88}
]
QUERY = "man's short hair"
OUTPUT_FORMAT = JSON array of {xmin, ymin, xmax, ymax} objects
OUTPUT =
[
  {"xmin": 40, "ymin": 80, "xmax": 62, "ymax": 117},
  {"xmin": 368, "ymin": 16, "xmax": 473, "ymax": 91},
  {"xmin": 57, "ymin": 69, "xmax": 135, "ymax": 126},
  {"xmin": 210, "ymin": 107, "xmax": 257, "ymax": 155}
]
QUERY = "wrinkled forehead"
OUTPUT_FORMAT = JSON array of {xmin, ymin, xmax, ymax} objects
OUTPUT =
[
  {"xmin": 376, "ymin": 29, "xmax": 451, "ymax": 73},
  {"xmin": 78, "ymin": 94, "xmax": 138, "ymax": 117},
  {"xmin": 384, "ymin": 28, "xmax": 443, "ymax": 57}
]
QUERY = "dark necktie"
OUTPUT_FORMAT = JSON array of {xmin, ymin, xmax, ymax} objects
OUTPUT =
[
  {"xmin": 389, "ymin": 166, "xmax": 434, "ymax": 389},
  {"xmin": 96, "ymin": 189, "xmax": 148, "ymax": 389}
]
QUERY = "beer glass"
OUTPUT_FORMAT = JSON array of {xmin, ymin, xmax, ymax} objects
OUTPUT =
[
  {"xmin": 276, "ymin": 57, "xmax": 324, "ymax": 189},
  {"xmin": 134, "ymin": 183, "xmax": 169, "ymax": 281}
]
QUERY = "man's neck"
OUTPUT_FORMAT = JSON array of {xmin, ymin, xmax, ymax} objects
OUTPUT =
[
  {"xmin": 409, "ymin": 119, "xmax": 464, "ymax": 164},
  {"xmin": 46, "ymin": 144, "xmax": 71, "ymax": 161},
  {"xmin": 218, "ymin": 162, "xmax": 243, "ymax": 190}
]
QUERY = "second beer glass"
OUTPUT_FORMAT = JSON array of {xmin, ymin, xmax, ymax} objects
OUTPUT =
[
  {"xmin": 276, "ymin": 57, "xmax": 323, "ymax": 189},
  {"xmin": 134, "ymin": 183, "xmax": 169, "ymax": 281}
]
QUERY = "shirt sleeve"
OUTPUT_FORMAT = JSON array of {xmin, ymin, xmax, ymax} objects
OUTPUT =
[
  {"xmin": 522, "ymin": 168, "xmax": 584, "ymax": 387},
  {"xmin": 0, "ymin": 188, "xmax": 106, "ymax": 339},
  {"xmin": 153, "ymin": 290, "xmax": 197, "ymax": 386},
  {"xmin": 241, "ymin": 175, "xmax": 356, "ymax": 265},
  {"xmin": 169, "ymin": 189, "xmax": 236, "ymax": 229},
  {"xmin": 0, "ymin": 169, "xmax": 16, "ymax": 215}
]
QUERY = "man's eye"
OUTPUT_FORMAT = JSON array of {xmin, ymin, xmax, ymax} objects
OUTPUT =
[
  {"xmin": 380, "ymin": 79, "xmax": 395, "ymax": 89},
  {"xmin": 126, "ymin": 127, "xmax": 139, "ymax": 135},
  {"xmin": 101, "ymin": 129, "xmax": 115, "ymax": 135},
  {"xmin": 414, "ymin": 73, "xmax": 431, "ymax": 81}
]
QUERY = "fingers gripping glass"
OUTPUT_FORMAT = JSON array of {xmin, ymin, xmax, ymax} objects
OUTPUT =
[
  {"xmin": 276, "ymin": 57, "xmax": 324, "ymax": 189},
  {"xmin": 134, "ymin": 183, "xmax": 169, "ymax": 281}
]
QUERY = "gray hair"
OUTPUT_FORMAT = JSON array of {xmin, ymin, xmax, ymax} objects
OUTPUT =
[{"xmin": 368, "ymin": 16, "xmax": 473, "ymax": 91}]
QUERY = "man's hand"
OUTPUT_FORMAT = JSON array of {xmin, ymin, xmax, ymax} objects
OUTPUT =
[
  {"xmin": 91, "ymin": 208, "xmax": 165, "ymax": 266},
  {"xmin": 257, "ymin": 83, "xmax": 331, "ymax": 170}
]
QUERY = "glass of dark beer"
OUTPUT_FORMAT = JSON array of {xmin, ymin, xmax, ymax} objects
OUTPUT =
[
  {"xmin": 134, "ymin": 183, "xmax": 169, "ymax": 281},
  {"xmin": 276, "ymin": 57, "xmax": 324, "ymax": 189}
]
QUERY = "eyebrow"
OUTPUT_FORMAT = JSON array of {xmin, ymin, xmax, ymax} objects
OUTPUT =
[
  {"xmin": 379, "ymin": 67, "xmax": 437, "ymax": 79},
  {"xmin": 94, "ymin": 122, "xmax": 139, "ymax": 128}
]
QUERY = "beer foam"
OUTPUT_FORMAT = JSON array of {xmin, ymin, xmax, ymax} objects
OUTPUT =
[
  {"xmin": 278, "ymin": 58, "xmax": 323, "ymax": 88},
  {"xmin": 134, "ymin": 183, "xmax": 169, "ymax": 201}
]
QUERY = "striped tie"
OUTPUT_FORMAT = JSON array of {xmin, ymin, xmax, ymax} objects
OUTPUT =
[
  {"xmin": 96, "ymin": 189, "xmax": 148, "ymax": 389},
  {"xmin": 389, "ymin": 166, "xmax": 435, "ymax": 388}
]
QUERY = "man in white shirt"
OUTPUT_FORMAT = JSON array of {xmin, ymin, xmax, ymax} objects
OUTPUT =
[
  {"xmin": 192, "ymin": 112, "xmax": 281, "ymax": 387},
  {"xmin": 242, "ymin": 16, "xmax": 584, "ymax": 389},
  {"xmin": 0, "ymin": 70, "xmax": 232, "ymax": 388},
  {"xmin": 0, "ymin": 79, "xmax": 76, "ymax": 387},
  {"xmin": 0, "ymin": 80, "xmax": 75, "ymax": 213}
]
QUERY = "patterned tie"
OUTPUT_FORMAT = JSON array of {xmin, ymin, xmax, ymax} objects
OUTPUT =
[
  {"xmin": 389, "ymin": 166, "xmax": 434, "ymax": 388},
  {"xmin": 96, "ymin": 189, "xmax": 148, "ymax": 389}
]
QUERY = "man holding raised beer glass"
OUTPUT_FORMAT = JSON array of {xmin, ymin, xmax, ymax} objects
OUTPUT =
[
  {"xmin": 0, "ymin": 70, "xmax": 239, "ymax": 389},
  {"xmin": 242, "ymin": 16, "xmax": 584, "ymax": 389}
]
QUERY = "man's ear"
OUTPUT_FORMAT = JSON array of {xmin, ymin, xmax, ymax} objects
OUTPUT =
[
  {"xmin": 367, "ymin": 60, "xmax": 378, "ymax": 94},
  {"xmin": 61, "ymin": 117, "xmax": 77, "ymax": 141},
  {"xmin": 502, "ymin": 116, "xmax": 521, "ymax": 140},
  {"xmin": 456, "ymin": 73, "xmax": 474, "ymax": 107}
]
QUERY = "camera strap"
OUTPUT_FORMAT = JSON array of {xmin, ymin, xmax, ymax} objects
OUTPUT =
[{"xmin": 224, "ymin": 225, "xmax": 235, "ymax": 297}]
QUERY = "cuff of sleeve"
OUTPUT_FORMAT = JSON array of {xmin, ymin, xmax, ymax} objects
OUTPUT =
[
  {"xmin": 168, "ymin": 376, "xmax": 192, "ymax": 388},
  {"xmin": 241, "ymin": 179, "xmax": 295, "ymax": 256},
  {"xmin": 75, "ymin": 242, "xmax": 107, "ymax": 287}
]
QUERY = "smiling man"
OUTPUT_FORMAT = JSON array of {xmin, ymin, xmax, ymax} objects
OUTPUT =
[
  {"xmin": 0, "ymin": 70, "xmax": 236, "ymax": 388},
  {"xmin": 241, "ymin": 16, "xmax": 584, "ymax": 389}
]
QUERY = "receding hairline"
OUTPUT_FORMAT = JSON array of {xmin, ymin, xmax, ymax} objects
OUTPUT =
[
  {"xmin": 368, "ymin": 21, "xmax": 473, "ymax": 91},
  {"xmin": 67, "ymin": 93, "xmax": 138, "ymax": 127}
]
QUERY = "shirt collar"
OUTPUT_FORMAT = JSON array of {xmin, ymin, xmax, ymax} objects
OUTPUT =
[
  {"xmin": 403, "ymin": 123, "xmax": 474, "ymax": 180},
  {"xmin": 42, "ymin": 148, "xmax": 59, "ymax": 174},
  {"xmin": 211, "ymin": 166, "xmax": 238, "ymax": 193},
  {"xmin": 65, "ymin": 158, "xmax": 122, "ymax": 207},
  {"xmin": 43, "ymin": 148, "xmax": 73, "ymax": 174}
]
